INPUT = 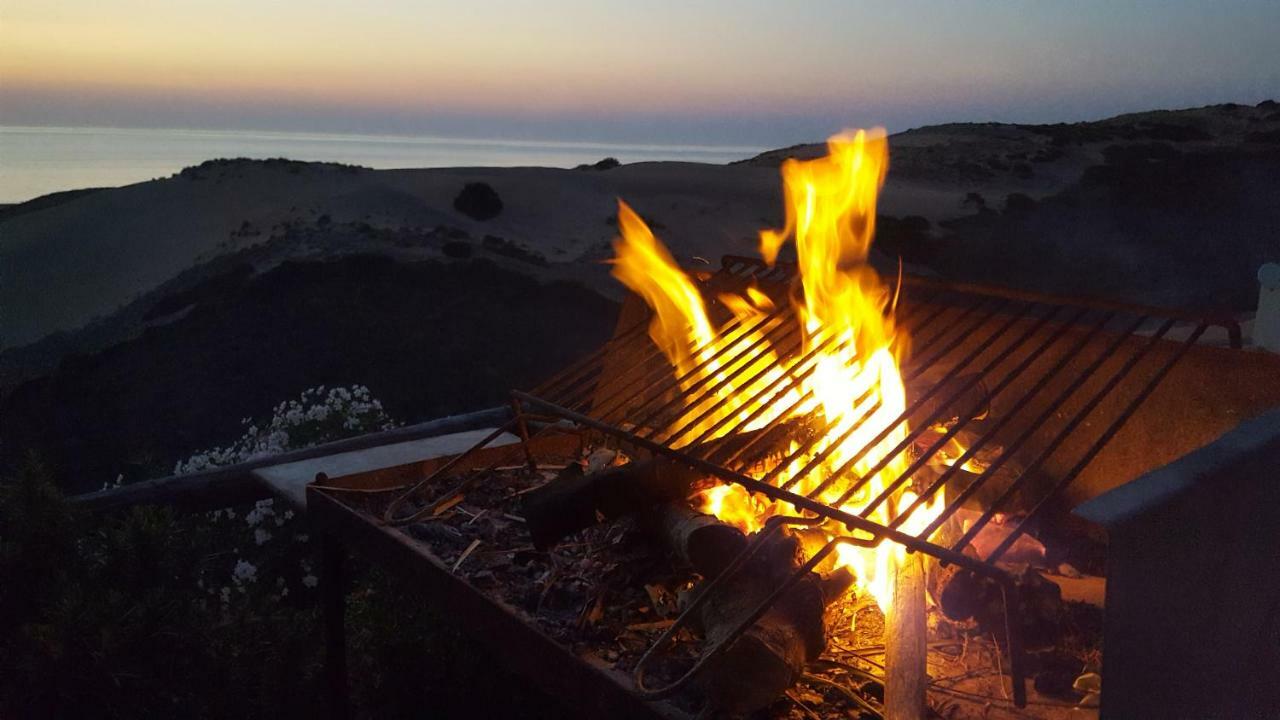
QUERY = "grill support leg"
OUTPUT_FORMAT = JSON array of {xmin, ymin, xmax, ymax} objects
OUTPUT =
[
  {"xmin": 885, "ymin": 552, "xmax": 928, "ymax": 720},
  {"xmin": 1001, "ymin": 581, "xmax": 1028, "ymax": 707},
  {"xmin": 322, "ymin": 534, "xmax": 351, "ymax": 720},
  {"xmin": 510, "ymin": 396, "xmax": 538, "ymax": 471}
]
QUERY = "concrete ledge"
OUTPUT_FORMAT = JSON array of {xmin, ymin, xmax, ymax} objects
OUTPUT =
[{"xmin": 254, "ymin": 428, "xmax": 519, "ymax": 509}]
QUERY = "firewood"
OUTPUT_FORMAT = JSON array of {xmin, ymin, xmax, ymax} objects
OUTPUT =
[
  {"xmin": 928, "ymin": 562, "xmax": 1065, "ymax": 649},
  {"xmin": 885, "ymin": 552, "xmax": 928, "ymax": 720},
  {"xmin": 522, "ymin": 457, "xmax": 704, "ymax": 549},
  {"xmin": 695, "ymin": 530, "xmax": 832, "ymax": 716},
  {"xmin": 906, "ymin": 372, "xmax": 991, "ymax": 424},
  {"xmin": 638, "ymin": 502, "xmax": 747, "ymax": 579}
]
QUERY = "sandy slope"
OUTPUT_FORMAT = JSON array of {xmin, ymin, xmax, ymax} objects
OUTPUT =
[
  {"xmin": 3, "ymin": 101, "xmax": 1277, "ymax": 350},
  {"xmin": 0, "ymin": 160, "xmax": 785, "ymax": 348}
]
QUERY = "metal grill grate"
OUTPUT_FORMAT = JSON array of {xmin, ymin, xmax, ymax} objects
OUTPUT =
[{"xmin": 408, "ymin": 255, "xmax": 1239, "ymax": 707}]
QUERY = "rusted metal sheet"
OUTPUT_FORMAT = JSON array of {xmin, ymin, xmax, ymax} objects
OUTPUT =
[{"xmin": 306, "ymin": 437, "xmax": 689, "ymax": 720}]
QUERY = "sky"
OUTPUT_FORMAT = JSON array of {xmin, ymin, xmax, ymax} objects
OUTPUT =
[{"xmin": 2, "ymin": 0, "xmax": 1279, "ymax": 146}]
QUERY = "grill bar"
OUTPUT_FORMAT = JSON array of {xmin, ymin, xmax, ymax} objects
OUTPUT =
[{"xmin": 491, "ymin": 255, "xmax": 1234, "ymax": 709}]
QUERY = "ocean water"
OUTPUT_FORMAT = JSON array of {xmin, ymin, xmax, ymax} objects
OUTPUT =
[{"xmin": 0, "ymin": 126, "xmax": 764, "ymax": 204}]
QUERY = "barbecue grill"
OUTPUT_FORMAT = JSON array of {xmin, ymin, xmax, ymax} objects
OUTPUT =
[{"xmin": 382, "ymin": 254, "xmax": 1241, "ymax": 707}]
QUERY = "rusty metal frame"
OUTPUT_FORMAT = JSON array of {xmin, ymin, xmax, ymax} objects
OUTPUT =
[{"xmin": 307, "ymin": 477, "xmax": 691, "ymax": 720}]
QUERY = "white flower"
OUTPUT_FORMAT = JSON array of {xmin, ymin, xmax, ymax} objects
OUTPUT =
[
  {"xmin": 232, "ymin": 559, "xmax": 258, "ymax": 584},
  {"xmin": 219, "ymin": 587, "xmax": 232, "ymax": 603},
  {"xmin": 254, "ymin": 528, "xmax": 272, "ymax": 546},
  {"xmin": 302, "ymin": 574, "xmax": 319, "ymax": 588}
]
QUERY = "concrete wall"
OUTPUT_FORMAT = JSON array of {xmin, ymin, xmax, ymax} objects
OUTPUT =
[{"xmin": 1077, "ymin": 409, "xmax": 1280, "ymax": 720}]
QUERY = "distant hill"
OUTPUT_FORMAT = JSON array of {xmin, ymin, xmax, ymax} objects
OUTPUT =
[
  {"xmin": 0, "ymin": 157, "xmax": 782, "ymax": 351},
  {"xmin": 5, "ymin": 102, "xmax": 1279, "ymax": 355},
  {"xmin": 3, "ymin": 100, "xmax": 1279, "ymax": 491},
  {"xmin": 5, "ymin": 101, "xmax": 1278, "ymax": 358},
  {"xmin": 0, "ymin": 187, "xmax": 106, "ymax": 223}
]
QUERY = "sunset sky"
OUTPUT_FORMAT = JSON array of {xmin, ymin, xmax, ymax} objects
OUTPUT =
[{"xmin": 3, "ymin": 0, "xmax": 1278, "ymax": 145}]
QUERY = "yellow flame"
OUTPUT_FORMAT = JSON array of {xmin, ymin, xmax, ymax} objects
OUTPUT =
[
  {"xmin": 609, "ymin": 129, "xmax": 944, "ymax": 615},
  {"xmin": 611, "ymin": 200, "xmax": 714, "ymax": 376}
]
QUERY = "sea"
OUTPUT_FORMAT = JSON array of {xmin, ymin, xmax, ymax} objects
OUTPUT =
[{"xmin": 0, "ymin": 126, "xmax": 764, "ymax": 204}]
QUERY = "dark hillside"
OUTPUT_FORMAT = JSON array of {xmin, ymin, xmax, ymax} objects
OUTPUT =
[
  {"xmin": 0, "ymin": 256, "xmax": 618, "ymax": 492},
  {"xmin": 919, "ymin": 146, "xmax": 1280, "ymax": 311}
]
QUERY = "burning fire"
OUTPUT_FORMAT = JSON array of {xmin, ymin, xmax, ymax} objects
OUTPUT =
[{"xmin": 610, "ymin": 130, "xmax": 945, "ymax": 613}]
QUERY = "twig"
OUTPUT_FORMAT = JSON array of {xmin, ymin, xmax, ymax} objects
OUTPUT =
[
  {"xmin": 813, "ymin": 657, "xmax": 883, "ymax": 683},
  {"xmin": 309, "ymin": 483, "xmax": 408, "ymax": 494},
  {"xmin": 785, "ymin": 690, "xmax": 823, "ymax": 720},
  {"xmin": 991, "ymin": 632, "xmax": 1009, "ymax": 701},
  {"xmin": 535, "ymin": 561, "xmax": 563, "ymax": 613},
  {"xmin": 926, "ymin": 684, "xmax": 1081, "ymax": 711},
  {"xmin": 625, "ymin": 619, "xmax": 676, "ymax": 632},
  {"xmin": 452, "ymin": 539, "xmax": 482, "ymax": 572},
  {"xmin": 432, "ymin": 494, "xmax": 465, "ymax": 516},
  {"xmin": 800, "ymin": 673, "xmax": 882, "ymax": 718}
]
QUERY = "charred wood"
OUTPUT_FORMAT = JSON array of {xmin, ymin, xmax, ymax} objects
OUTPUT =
[
  {"xmin": 522, "ymin": 458, "xmax": 703, "ymax": 549},
  {"xmin": 696, "ymin": 530, "xmax": 829, "ymax": 715},
  {"xmin": 638, "ymin": 502, "xmax": 746, "ymax": 579},
  {"xmin": 906, "ymin": 372, "xmax": 991, "ymax": 425},
  {"xmin": 928, "ymin": 562, "xmax": 1065, "ymax": 649}
]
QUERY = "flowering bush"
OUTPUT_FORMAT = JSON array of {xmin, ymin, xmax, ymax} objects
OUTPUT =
[
  {"xmin": 2, "ymin": 385, "xmax": 566, "ymax": 718},
  {"xmin": 2, "ymin": 385, "xmax": 395, "ymax": 716},
  {"xmin": 173, "ymin": 386, "xmax": 395, "ymax": 611},
  {"xmin": 174, "ymin": 385, "xmax": 394, "ymax": 476}
]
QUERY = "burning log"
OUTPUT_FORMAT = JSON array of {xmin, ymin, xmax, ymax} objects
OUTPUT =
[
  {"xmin": 522, "ymin": 457, "xmax": 703, "ymax": 549},
  {"xmin": 639, "ymin": 504, "xmax": 846, "ymax": 715},
  {"xmin": 695, "ymin": 530, "xmax": 830, "ymax": 715},
  {"xmin": 906, "ymin": 372, "xmax": 991, "ymax": 425},
  {"xmin": 639, "ymin": 501, "xmax": 747, "ymax": 579},
  {"xmin": 522, "ymin": 426, "xmax": 787, "ymax": 549}
]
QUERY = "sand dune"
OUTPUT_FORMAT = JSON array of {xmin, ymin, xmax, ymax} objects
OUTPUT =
[{"xmin": 3, "ymin": 101, "xmax": 1277, "ymax": 351}]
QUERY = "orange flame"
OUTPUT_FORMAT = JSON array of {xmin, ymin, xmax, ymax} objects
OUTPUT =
[{"xmin": 610, "ymin": 129, "xmax": 944, "ymax": 614}]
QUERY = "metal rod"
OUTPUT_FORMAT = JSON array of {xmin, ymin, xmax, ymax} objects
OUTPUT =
[
  {"xmin": 672, "ymin": 333, "xmax": 842, "ymax": 450},
  {"xmin": 862, "ymin": 305, "xmax": 1087, "ymax": 520},
  {"xmin": 510, "ymin": 396, "xmax": 538, "ymax": 471},
  {"xmin": 588, "ymin": 307, "xmax": 785, "ymax": 424},
  {"xmin": 529, "ymin": 315, "xmax": 650, "ymax": 399},
  {"xmin": 381, "ymin": 420, "xmax": 519, "ymax": 525},
  {"xmin": 810, "ymin": 302, "xmax": 1039, "ymax": 506},
  {"xmin": 512, "ymin": 391, "xmax": 1011, "ymax": 578},
  {"xmin": 554, "ymin": 261, "xmax": 766, "ymax": 412},
  {"xmin": 898, "ymin": 272, "xmax": 1238, "ymax": 341},
  {"xmin": 950, "ymin": 317, "xmax": 1180, "ymax": 557},
  {"xmin": 631, "ymin": 311, "xmax": 797, "ymax": 437},
  {"xmin": 694, "ymin": 295, "xmax": 950, "ymax": 472},
  {"xmin": 893, "ymin": 309, "xmax": 1118, "ymax": 531},
  {"xmin": 639, "ymin": 322, "xmax": 804, "ymax": 444},
  {"xmin": 762, "ymin": 300, "xmax": 1022, "ymax": 496},
  {"xmin": 983, "ymin": 323, "xmax": 1207, "ymax": 564}
]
